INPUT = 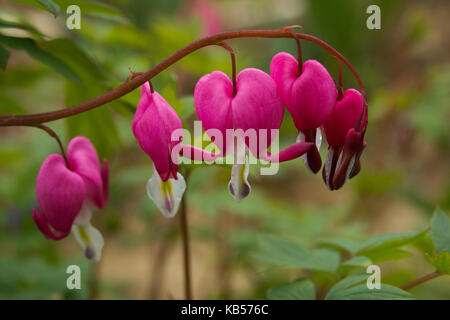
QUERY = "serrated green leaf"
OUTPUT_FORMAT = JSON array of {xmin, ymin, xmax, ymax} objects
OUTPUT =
[
  {"xmin": 0, "ymin": 44, "xmax": 10, "ymax": 71},
  {"xmin": 0, "ymin": 35, "xmax": 80, "ymax": 82},
  {"xmin": 254, "ymin": 236, "xmax": 340, "ymax": 273},
  {"xmin": 267, "ymin": 278, "xmax": 316, "ymax": 300},
  {"xmin": 430, "ymin": 207, "xmax": 450, "ymax": 253},
  {"xmin": 426, "ymin": 252, "xmax": 450, "ymax": 274}
]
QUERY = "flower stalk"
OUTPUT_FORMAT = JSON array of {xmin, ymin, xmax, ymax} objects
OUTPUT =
[{"xmin": 0, "ymin": 27, "xmax": 367, "ymax": 127}]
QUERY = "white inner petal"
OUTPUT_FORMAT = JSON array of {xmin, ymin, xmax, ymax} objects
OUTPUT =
[
  {"xmin": 72, "ymin": 222, "xmax": 104, "ymax": 262},
  {"xmin": 346, "ymin": 154, "xmax": 357, "ymax": 180},
  {"xmin": 316, "ymin": 128, "xmax": 322, "ymax": 151},
  {"xmin": 296, "ymin": 132, "xmax": 311, "ymax": 172},
  {"xmin": 228, "ymin": 153, "xmax": 251, "ymax": 202},
  {"xmin": 147, "ymin": 167, "xmax": 186, "ymax": 218},
  {"xmin": 324, "ymin": 148, "xmax": 334, "ymax": 189}
]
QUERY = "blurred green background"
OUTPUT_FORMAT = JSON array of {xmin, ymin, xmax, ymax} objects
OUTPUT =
[{"xmin": 0, "ymin": 0, "xmax": 449, "ymax": 299}]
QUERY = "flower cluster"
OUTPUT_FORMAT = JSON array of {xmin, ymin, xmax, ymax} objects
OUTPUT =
[
  {"xmin": 31, "ymin": 48, "xmax": 367, "ymax": 261},
  {"xmin": 133, "ymin": 51, "xmax": 367, "ymax": 219}
]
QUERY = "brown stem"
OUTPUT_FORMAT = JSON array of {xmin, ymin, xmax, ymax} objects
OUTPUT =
[
  {"xmin": 179, "ymin": 174, "xmax": 192, "ymax": 300},
  {"xmin": 400, "ymin": 271, "xmax": 443, "ymax": 291},
  {"xmin": 30, "ymin": 124, "xmax": 69, "ymax": 167},
  {"xmin": 217, "ymin": 42, "xmax": 237, "ymax": 96},
  {"xmin": 0, "ymin": 27, "xmax": 366, "ymax": 126}
]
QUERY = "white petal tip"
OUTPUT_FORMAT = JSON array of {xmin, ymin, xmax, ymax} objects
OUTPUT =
[{"xmin": 147, "ymin": 170, "xmax": 186, "ymax": 219}]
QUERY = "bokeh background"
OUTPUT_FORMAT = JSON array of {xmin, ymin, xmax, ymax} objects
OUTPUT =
[{"xmin": 0, "ymin": 0, "xmax": 449, "ymax": 299}]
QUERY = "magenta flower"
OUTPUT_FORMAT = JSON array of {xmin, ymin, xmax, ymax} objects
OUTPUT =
[
  {"xmin": 322, "ymin": 89, "xmax": 367, "ymax": 190},
  {"xmin": 132, "ymin": 82, "xmax": 186, "ymax": 218},
  {"xmin": 271, "ymin": 52, "xmax": 337, "ymax": 173},
  {"xmin": 32, "ymin": 136, "xmax": 108, "ymax": 261},
  {"xmin": 191, "ymin": 68, "xmax": 312, "ymax": 201}
]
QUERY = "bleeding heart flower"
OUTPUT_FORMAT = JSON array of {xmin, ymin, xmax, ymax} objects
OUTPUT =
[
  {"xmin": 271, "ymin": 52, "xmax": 337, "ymax": 173},
  {"xmin": 32, "ymin": 136, "xmax": 108, "ymax": 261},
  {"xmin": 132, "ymin": 82, "xmax": 186, "ymax": 218},
  {"xmin": 189, "ymin": 68, "xmax": 312, "ymax": 202},
  {"xmin": 322, "ymin": 88, "xmax": 367, "ymax": 190}
]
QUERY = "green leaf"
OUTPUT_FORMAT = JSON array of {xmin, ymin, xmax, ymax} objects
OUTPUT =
[
  {"xmin": 65, "ymin": 81, "xmax": 120, "ymax": 158},
  {"xmin": 0, "ymin": 35, "xmax": 80, "ymax": 82},
  {"xmin": 36, "ymin": 0, "xmax": 61, "ymax": 16},
  {"xmin": 430, "ymin": 207, "xmax": 450, "ymax": 253},
  {"xmin": 426, "ymin": 252, "xmax": 450, "ymax": 274},
  {"xmin": 267, "ymin": 278, "xmax": 316, "ymax": 300},
  {"xmin": 0, "ymin": 93, "xmax": 26, "ymax": 114},
  {"xmin": 338, "ymin": 256, "xmax": 372, "ymax": 275},
  {"xmin": 0, "ymin": 18, "xmax": 42, "ymax": 36},
  {"xmin": 319, "ymin": 237, "xmax": 360, "ymax": 254},
  {"xmin": 180, "ymin": 95, "xmax": 195, "ymax": 121},
  {"xmin": 254, "ymin": 236, "xmax": 340, "ymax": 273},
  {"xmin": 357, "ymin": 230, "xmax": 427, "ymax": 263},
  {"xmin": 40, "ymin": 38, "xmax": 105, "ymax": 82},
  {"xmin": 327, "ymin": 283, "xmax": 415, "ymax": 300},
  {"xmin": 326, "ymin": 274, "xmax": 370, "ymax": 299},
  {"xmin": 363, "ymin": 248, "xmax": 412, "ymax": 264},
  {"xmin": 0, "ymin": 44, "xmax": 10, "ymax": 71},
  {"xmin": 160, "ymin": 85, "xmax": 182, "ymax": 115},
  {"xmin": 326, "ymin": 275, "xmax": 415, "ymax": 300}
]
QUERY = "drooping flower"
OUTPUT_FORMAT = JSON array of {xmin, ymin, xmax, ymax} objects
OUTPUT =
[
  {"xmin": 32, "ymin": 136, "xmax": 108, "ymax": 261},
  {"xmin": 271, "ymin": 52, "xmax": 337, "ymax": 173},
  {"xmin": 322, "ymin": 88, "xmax": 367, "ymax": 190},
  {"xmin": 192, "ymin": 0, "xmax": 222, "ymax": 36},
  {"xmin": 132, "ymin": 82, "xmax": 186, "ymax": 218},
  {"xmin": 189, "ymin": 68, "xmax": 312, "ymax": 202}
]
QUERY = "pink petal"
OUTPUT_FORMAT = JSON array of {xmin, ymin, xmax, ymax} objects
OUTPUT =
[
  {"xmin": 270, "ymin": 52, "xmax": 298, "ymax": 107},
  {"xmin": 289, "ymin": 60, "xmax": 337, "ymax": 131},
  {"xmin": 100, "ymin": 159, "xmax": 109, "ymax": 207},
  {"xmin": 35, "ymin": 154, "xmax": 86, "ymax": 235},
  {"xmin": 178, "ymin": 144, "xmax": 222, "ymax": 162},
  {"xmin": 263, "ymin": 142, "xmax": 313, "ymax": 163},
  {"xmin": 67, "ymin": 136, "xmax": 105, "ymax": 209},
  {"xmin": 323, "ymin": 89, "xmax": 364, "ymax": 148},
  {"xmin": 32, "ymin": 208, "xmax": 69, "ymax": 240},
  {"xmin": 231, "ymin": 68, "xmax": 284, "ymax": 158},
  {"xmin": 194, "ymin": 71, "xmax": 234, "ymax": 154},
  {"xmin": 133, "ymin": 83, "xmax": 183, "ymax": 181}
]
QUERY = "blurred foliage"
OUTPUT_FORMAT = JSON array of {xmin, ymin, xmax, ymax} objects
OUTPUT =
[{"xmin": 0, "ymin": 0, "xmax": 449, "ymax": 300}]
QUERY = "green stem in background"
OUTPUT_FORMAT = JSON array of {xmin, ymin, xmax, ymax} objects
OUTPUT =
[
  {"xmin": 400, "ymin": 271, "xmax": 443, "ymax": 291},
  {"xmin": 88, "ymin": 261, "xmax": 100, "ymax": 299},
  {"xmin": 179, "ymin": 168, "xmax": 192, "ymax": 300},
  {"xmin": 0, "ymin": 27, "xmax": 367, "ymax": 127}
]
